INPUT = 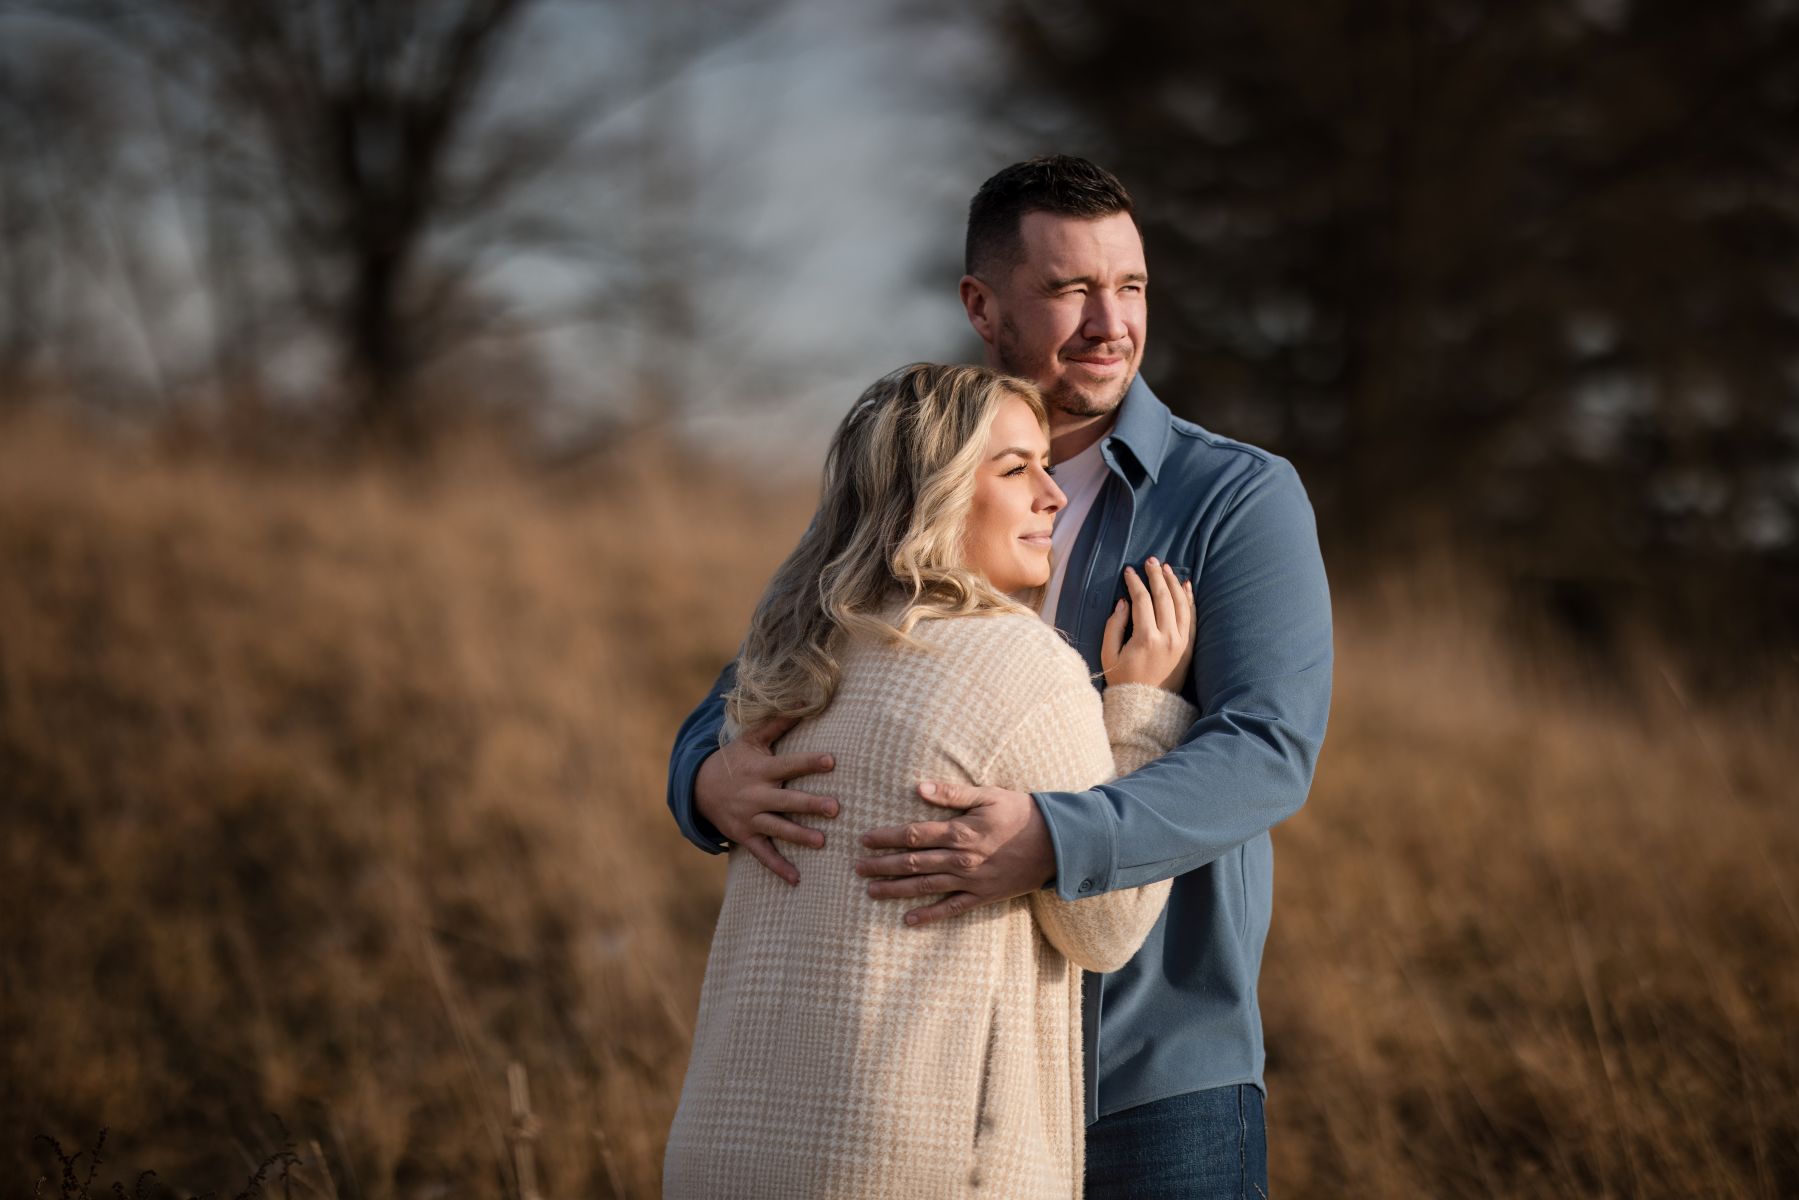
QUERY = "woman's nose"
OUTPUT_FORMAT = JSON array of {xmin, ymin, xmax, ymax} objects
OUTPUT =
[{"xmin": 1038, "ymin": 473, "xmax": 1067, "ymax": 512}]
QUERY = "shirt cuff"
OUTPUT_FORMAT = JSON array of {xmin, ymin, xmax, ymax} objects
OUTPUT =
[
  {"xmin": 1034, "ymin": 786, "xmax": 1118, "ymax": 900},
  {"xmin": 670, "ymin": 747, "xmax": 730, "ymax": 854}
]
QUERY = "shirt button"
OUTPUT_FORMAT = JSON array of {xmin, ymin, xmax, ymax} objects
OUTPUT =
[{"xmin": 1078, "ymin": 879, "xmax": 1094, "ymax": 893}]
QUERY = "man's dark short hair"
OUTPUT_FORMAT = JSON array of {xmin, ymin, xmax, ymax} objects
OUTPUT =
[{"xmin": 964, "ymin": 155, "xmax": 1136, "ymax": 279}]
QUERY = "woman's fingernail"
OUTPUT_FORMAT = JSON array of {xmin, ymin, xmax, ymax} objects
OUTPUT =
[
  {"xmin": 919, "ymin": 782, "xmax": 937, "ymax": 798},
  {"xmin": 904, "ymin": 914, "xmax": 920, "ymax": 927}
]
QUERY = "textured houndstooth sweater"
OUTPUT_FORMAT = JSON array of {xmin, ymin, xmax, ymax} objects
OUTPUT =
[{"xmin": 663, "ymin": 608, "xmax": 1197, "ymax": 1199}]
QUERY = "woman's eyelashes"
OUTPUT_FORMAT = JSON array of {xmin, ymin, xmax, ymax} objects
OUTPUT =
[{"xmin": 1003, "ymin": 460, "xmax": 1054, "ymax": 478}]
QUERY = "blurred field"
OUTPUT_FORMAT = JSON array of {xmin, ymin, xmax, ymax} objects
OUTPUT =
[{"xmin": 3, "ymin": 410, "xmax": 1795, "ymax": 1198}]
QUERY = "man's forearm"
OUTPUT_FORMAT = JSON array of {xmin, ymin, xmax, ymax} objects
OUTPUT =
[
  {"xmin": 1039, "ymin": 456, "xmax": 1334, "ymax": 900},
  {"xmin": 667, "ymin": 662, "xmax": 735, "ymax": 853},
  {"xmin": 1034, "ymin": 697, "xmax": 1325, "ymax": 899}
]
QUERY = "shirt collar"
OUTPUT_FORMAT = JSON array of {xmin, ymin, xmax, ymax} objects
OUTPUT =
[{"xmin": 1103, "ymin": 374, "xmax": 1172, "ymax": 484}]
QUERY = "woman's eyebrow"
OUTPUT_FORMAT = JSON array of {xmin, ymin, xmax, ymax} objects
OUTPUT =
[{"xmin": 989, "ymin": 446, "xmax": 1047, "ymax": 462}]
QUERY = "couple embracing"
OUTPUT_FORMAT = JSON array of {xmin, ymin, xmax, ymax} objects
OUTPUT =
[{"xmin": 661, "ymin": 157, "xmax": 1334, "ymax": 1198}]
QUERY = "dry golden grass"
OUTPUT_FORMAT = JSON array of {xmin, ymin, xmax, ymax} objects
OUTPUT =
[{"xmin": 2, "ymin": 410, "xmax": 1794, "ymax": 1198}]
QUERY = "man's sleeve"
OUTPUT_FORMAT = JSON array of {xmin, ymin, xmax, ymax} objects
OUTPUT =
[
  {"xmin": 666, "ymin": 662, "xmax": 736, "ymax": 853},
  {"xmin": 1033, "ymin": 457, "xmax": 1333, "ymax": 900}
]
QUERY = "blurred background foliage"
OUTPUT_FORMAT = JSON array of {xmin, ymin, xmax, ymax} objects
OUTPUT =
[
  {"xmin": 973, "ymin": 0, "xmax": 1799, "ymax": 676},
  {"xmin": 2, "ymin": 0, "xmax": 1793, "ymax": 678}
]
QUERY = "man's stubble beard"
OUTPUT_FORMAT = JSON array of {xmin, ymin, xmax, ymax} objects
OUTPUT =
[{"xmin": 996, "ymin": 314, "xmax": 1135, "ymax": 422}]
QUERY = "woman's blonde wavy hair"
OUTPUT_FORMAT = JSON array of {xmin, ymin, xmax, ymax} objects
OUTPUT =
[{"xmin": 725, "ymin": 362, "xmax": 1050, "ymax": 736}]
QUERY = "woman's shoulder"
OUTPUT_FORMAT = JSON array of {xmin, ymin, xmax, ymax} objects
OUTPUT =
[
  {"xmin": 902, "ymin": 608, "xmax": 1093, "ymax": 694},
  {"xmin": 835, "ymin": 607, "xmax": 1102, "ymax": 771}
]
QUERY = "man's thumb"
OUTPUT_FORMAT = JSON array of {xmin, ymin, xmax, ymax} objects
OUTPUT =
[
  {"xmin": 744, "ymin": 714, "xmax": 799, "ymax": 749},
  {"xmin": 918, "ymin": 781, "xmax": 979, "ymax": 810}
]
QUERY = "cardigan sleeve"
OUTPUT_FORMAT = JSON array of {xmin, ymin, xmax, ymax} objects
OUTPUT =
[{"xmin": 983, "ymin": 673, "xmax": 1197, "ymax": 973}]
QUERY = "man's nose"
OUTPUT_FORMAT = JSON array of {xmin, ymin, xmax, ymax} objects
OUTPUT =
[{"xmin": 1084, "ymin": 291, "xmax": 1129, "ymax": 344}]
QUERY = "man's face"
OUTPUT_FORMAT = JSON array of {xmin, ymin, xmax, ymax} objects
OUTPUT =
[{"xmin": 983, "ymin": 210, "xmax": 1148, "ymax": 421}]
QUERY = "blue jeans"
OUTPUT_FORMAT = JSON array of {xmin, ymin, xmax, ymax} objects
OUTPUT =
[{"xmin": 1084, "ymin": 1085, "xmax": 1269, "ymax": 1199}]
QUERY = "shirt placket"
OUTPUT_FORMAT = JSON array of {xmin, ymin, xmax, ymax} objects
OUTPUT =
[{"xmin": 1070, "ymin": 438, "xmax": 1141, "ymax": 1124}]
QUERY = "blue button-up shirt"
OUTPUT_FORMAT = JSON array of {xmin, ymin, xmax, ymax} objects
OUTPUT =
[{"xmin": 666, "ymin": 376, "xmax": 1334, "ymax": 1125}]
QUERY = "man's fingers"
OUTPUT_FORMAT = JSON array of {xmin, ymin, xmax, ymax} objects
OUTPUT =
[
  {"xmin": 741, "ymin": 835, "xmax": 799, "ymax": 887},
  {"xmin": 866, "ymin": 873, "xmax": 964, "ymax": 900},
  {"xmin": 903, "ymin": 891, "xmax": 984, "ymax": 927},
  {"xmin": 762, "ymin": 787, "xmax": 838, "ymax": 819},
  {"xmin": 764, "ymin": 750, "xmax": 836, "ymax": 785},
  {"xmin": 860, "ymin": 819, "xmax": 963, "ymax": 852},
  {"xmin": 743, "ymin": 714, "xmax": 800, "ymax": 748},
  {"xmin": 749, "ymin": 811, "xmax": 825, "ymax": 849},
  {"xmin": 854, "ymin": 848, "xmax": 973, "ymax": 878}
]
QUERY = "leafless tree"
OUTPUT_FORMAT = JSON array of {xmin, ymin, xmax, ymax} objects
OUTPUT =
[{"xmin": 3, "ymin": 0, "xmax": 774, "ymax": 448}]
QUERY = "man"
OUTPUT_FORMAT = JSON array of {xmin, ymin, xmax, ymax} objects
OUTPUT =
[{"xmin": 667, "ymin": 156, "xmax": 1332, "ymax": 1198}]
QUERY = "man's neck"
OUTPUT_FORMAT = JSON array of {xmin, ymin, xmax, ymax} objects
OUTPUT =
[{"xmin": 1049, "ymin": 410, "xmax": 1117, "ymax": 463}]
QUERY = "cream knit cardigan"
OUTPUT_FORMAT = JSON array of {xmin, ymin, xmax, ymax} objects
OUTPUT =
[{"xmin": 664, "ymin": 609, "xmax": 1197, "ymax": 1199}]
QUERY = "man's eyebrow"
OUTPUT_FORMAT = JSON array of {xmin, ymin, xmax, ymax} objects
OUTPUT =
[{"xmin": 1044, "ymin": 271, "xmax": 1149, "ymax": 289}]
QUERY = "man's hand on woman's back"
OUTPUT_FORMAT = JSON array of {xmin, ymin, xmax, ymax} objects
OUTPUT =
[{"xmin": 694, "ymin": 716, "xmax": 839, "ymax": 886}]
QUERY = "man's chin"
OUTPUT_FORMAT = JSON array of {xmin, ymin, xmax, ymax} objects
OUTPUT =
[{"xmin": 1050, "ymin": 373, "xmax": 1133, "ymax": 419}]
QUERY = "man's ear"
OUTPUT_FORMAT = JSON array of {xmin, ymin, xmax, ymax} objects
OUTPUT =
[{"xmin": 960, "ymin": 275, "xmax": 999, "ymax": 346}]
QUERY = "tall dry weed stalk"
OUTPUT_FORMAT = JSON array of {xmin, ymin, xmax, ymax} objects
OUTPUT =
[{"xmin": 1, "ymin": 410, "xmax": 1793, "ymax": 1197}]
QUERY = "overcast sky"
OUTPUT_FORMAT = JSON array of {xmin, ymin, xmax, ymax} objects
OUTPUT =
[
  {"xmin": 517, "ymin": 0, "xmax": 1012, "ymax": 469},
  {"xmin": 3, "ymin": 0, "xmax": 1024, "ymax": 472}
]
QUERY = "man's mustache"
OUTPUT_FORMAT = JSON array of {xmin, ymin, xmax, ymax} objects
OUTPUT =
[{"xmin": 1063, "ymin": 341, "xmax": 1133, "ymax": 358}]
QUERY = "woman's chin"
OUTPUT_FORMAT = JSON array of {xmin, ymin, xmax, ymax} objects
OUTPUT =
[{"xmin": 977, "ymin": 561, "xmax": 1050, "ymax": 596}]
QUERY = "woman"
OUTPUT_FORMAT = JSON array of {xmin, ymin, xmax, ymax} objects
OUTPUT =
[{"xmin": 664, "ymin": 363, "xmax": 1197, "ymax": 1199}]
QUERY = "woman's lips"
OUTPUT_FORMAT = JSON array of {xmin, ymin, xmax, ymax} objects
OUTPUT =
[{"xmin": 1019, "ymin": 532, "xmax": 1054, "ymax": 548}]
